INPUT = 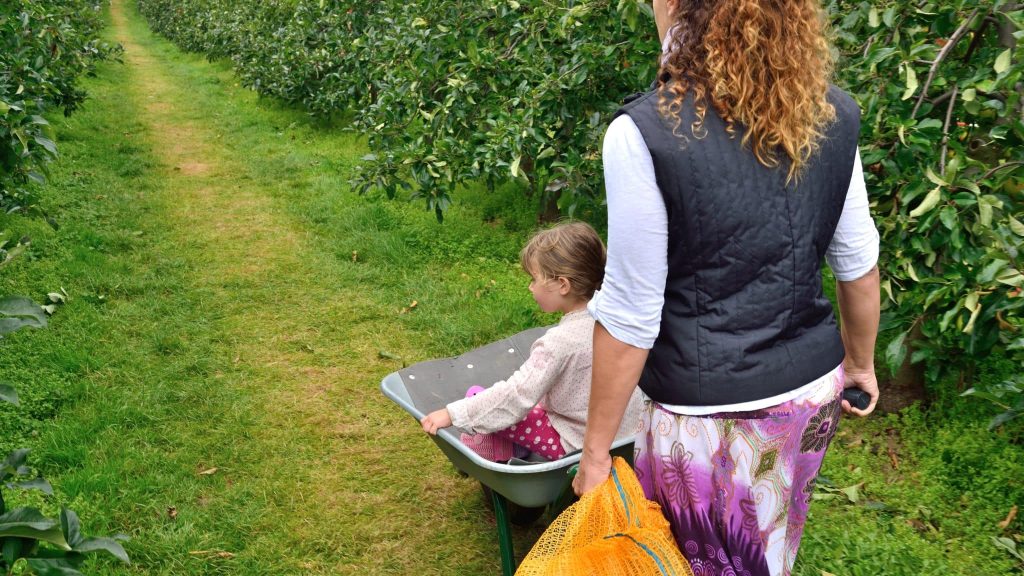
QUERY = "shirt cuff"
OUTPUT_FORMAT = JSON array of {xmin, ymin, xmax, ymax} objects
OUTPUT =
[
  {"xmin": 588, "ymin": 291, "xmax": 658, "ymax": 349},
  {"xmin": 446, "ymin": 397, "xmax": 472, "ymax": 431}
]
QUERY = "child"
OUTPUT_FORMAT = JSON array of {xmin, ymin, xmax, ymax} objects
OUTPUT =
[{"xmin": 420, "ymin": 222, "xmax": 643, "ymax": 462}]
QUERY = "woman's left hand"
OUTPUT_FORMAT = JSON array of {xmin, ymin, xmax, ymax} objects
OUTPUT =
[{"xmin": 572, "ymin": 451, "xmax": 612, "ymax": 496}]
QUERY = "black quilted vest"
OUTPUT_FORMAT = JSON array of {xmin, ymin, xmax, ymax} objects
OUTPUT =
[{"xmin": 616, "ymin": 85, "xmax": 861, "ymax": 406}]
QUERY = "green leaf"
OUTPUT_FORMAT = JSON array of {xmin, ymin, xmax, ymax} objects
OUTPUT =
[
  {"xmin": 882, "ymin": 6, "xmax": 896, "ymax": 27},
  {"xmin": 924, "ymin": 167, "xmax": 948, "ymax": 187},
  {"xmin": 963, "ymin": 298, "xmax": 982, "ymax": 334},
  {"xmin": 32, "ymin": 135, "xmax": 57, "ymax": 156},
  {"xmin": 909, "ymin": 186, "xmax": 941, "ymax": 217},
  {"xmin": 11, "ymin": 478, "xmax": 50, "ymax": 498},
  {"xmin": 962, "ymin": 88, "xmax": 976, "ymax": 102},
  {"xmin": 0, "ymin": 296, "xmax": 47, "ymax": 337},
  {"xmin": 901, "ymin": 65, "xmax": 918, "ymax": 100},
  {"xmin": 25, "ymin": 558, "xmax": 83, "ymax": 576},
  {"xmin": 965, "ymin": 291, "xmax": 979, "ymax": 312},
  {"xmin": 0, "ymin": 101, "xmax": 9, "ymax": 115},
  {"xmin": 978, "ymin": 259, "xmax": 1008, "ymax": 284},
  {"xmin": 0, "ymin": 383, "xmax": 18, "ymax": 405},
  {"xmin": 2, "ymin": 537, "xmax": 26, "ymax": 567},
  {"xmin": 886, "ymin": 330, "xmax": 909, "ymax": 375},
  {"xmin": 0, "ymin": 508, "xmax": 70, "ymax": 550},
  {"xmin": 994, "ymin": 49, "xmax": 1012, "ymax": 74},
  {"xmin": 868, "ymin": 7, "xmax": 879, "ymax": 27},
  {"xmin": 60, "ymin": 508, "xmax": 82, "ymax": 549},
  {"xmin": 74, "ymin": 537, "xmax": 130, "ymax": 563},
  {"xmin": 939, "ymin": 205, "xmax": 957, "ymax": 230},
  {"xmin": 1, "ymin": 449, "xmax": 30, "ymax": 479},
  {"xmin": 1009, "ymin": 215, "xmax": 1024, "ymax": 236},
  {"xmin": 978, "ymin": 195, "xmax": 1001, "ymax": 227},
  {"xmin": 996, "ymin": 268, "xmax": 1024, "ymax": 287},
  {"xmin": 510, "ymin": 155, "xmax": 521, "ymax": 178}
]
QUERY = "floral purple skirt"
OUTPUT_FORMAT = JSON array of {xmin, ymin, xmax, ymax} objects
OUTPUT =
[{"xmin": 633, "ymin": 365, "xmax": 844, "ymax": 576}]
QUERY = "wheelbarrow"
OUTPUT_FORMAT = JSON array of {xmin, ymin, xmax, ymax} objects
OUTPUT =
[{"xmin": 380, "ymin": 326, "xmax": 635, "ymax": 576}]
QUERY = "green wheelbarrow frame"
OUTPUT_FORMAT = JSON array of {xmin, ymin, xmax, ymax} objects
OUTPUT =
[{"xmin": 379, "ymin": 326, "xmax": 635, "ymax": 575}]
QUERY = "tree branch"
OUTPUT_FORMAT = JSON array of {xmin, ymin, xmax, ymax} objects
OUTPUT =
[
  {"xmin": 911, "ymin": 8, "xmax": 980, "ymax": 118},
  {"xmin": 962, "ymin": 9, "xmax": 993, "ymax": 62},
  {"xmin": 940, "ymin": 86, "xmax": 958, "ymax": 177},
  {"xmin": 979, "ymin": 161, "xmax": 1024, "ymax": 182},
  {"xmin": 931, "ymin": 88, "xmax": 956, "ymax": 106}
]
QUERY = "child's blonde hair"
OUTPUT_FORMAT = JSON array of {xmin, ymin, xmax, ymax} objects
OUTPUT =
[{"xmin": 520, "ymin": 222, "xmax": 606, "ymax": 301}]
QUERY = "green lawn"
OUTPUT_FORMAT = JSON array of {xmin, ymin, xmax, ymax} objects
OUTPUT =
[{"xmin": 0, "ymin": 1, "xmax": 1020, "ymax": 574}]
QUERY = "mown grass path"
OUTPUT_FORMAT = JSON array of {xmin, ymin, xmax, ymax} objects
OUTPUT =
[{"xmin": 0, "ymin": 0, "xmax": 544, "ymax": 573}]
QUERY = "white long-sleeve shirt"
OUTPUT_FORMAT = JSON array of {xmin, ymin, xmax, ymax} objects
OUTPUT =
[
  {"xmin": 589, "ymin": 114, "xmax": 880, "ymax": 415},
  {"xmin": 447, "ymin": 309, "xmax": 643, "ymax": 452}
]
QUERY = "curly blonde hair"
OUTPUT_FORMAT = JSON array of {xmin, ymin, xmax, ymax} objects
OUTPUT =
[{"xmin": 658, "ymin": 0, "xmax": 835, "ymax": 181}]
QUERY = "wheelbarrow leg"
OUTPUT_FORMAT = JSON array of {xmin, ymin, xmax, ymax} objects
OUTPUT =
[{"xmin": 490, "ymin": 489, "xmax": 516, "ymax": 576}]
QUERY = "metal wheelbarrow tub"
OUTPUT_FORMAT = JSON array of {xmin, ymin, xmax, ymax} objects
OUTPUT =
[{"xmin": 380, "ymin": 326, "xmax": 636, "ymax": 574}]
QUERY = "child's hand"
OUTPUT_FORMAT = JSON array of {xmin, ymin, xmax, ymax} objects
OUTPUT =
[{"xmin": 421, "ymin": 409, "xmax": 452, "ymax": 435}]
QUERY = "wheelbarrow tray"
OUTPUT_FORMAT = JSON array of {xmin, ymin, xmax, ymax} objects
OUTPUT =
[{"xmin": 380, "ymin": 325, "xmax": 634, "ymax": 509}]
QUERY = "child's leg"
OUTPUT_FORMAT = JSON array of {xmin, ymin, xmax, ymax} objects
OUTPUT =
[
  {"xmin": 493, "ymin": 406, "xmax": 566, "ymax": 460},
  {"xmin": 458, "ymin": 386, "xmax": 516, "ymax": 462}
]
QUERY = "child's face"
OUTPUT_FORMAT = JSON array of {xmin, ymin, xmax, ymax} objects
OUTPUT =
[{"xmin": 528, "ymin": 270, "xmax": 570, "ymax": 314}]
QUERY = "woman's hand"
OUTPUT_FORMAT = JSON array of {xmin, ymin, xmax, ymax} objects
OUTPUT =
[
  {"xmin": 421, "ymin": 408, "xmax": 452, "ymax": 435},
  {"xmin": 572, "ymin": 450, "xmax": 613, "ymax": 496},
  {"xmin": 842, "ymin": 365, "xmax": 879, "ymax": 416}
]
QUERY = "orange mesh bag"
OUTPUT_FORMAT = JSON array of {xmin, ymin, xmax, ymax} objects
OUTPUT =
[{"xmin": 515, "ymin": 457, "xmax": 693, "ymax": 576}]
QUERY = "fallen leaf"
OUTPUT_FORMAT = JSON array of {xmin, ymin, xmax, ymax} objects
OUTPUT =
[
  {"xmin": 198, "ymin": 467, "xmax": 218, "ymax": 476},
  {"xmin": 906, "ymin": 518, "xmax": 927, "ymax": 532},
  {"xmin": 351, "ymin": 250, "xmax": 358, "ymax": 262},
  {"xmin": 167, "ymin": 506, "xmax": 178, "ymax": 520},
  {"xmin": 378, "ymin": 350, "xmax": 401, "ymax": 361},
  {"xmin": 998, "ymin": 505, "xmax": 1018, "ymax": 530},
  {"xmin": 840, "ymin": 482, "xmax": 863, "ymax": 504},
  {"xmin": 886, "ymin": 429, "xmax": 900, "ymax": 470},
  {"xmin": 887, "ymin": 446, "xmax": 899, "ymax": 470}
]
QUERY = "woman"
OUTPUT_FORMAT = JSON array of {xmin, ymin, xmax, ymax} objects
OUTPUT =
[{"xmin": 573, "ymin": 0, "xmax": 880, "ymax": 575}]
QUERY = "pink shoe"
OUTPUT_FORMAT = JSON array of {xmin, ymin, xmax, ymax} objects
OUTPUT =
[{"xmin": 460, "ymin": 432, "xmax": 515, "ymax": 462}]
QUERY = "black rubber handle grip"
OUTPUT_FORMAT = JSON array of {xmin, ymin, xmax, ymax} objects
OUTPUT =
[{"xmin": 842, "ymin": 388, "xmax": 871, "ymax": 410}]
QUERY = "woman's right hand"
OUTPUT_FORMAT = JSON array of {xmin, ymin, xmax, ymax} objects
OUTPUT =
[{"xmin": 842, "ymin": 365, "xmax": 878, "ymax": 416}]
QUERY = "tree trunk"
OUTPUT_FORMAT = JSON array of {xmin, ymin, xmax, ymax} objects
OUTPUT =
[
  {"xmin": 876, "ymin": 324, "xmax": 929, "ymax": 413},
  {"xmin": 539, "ymin": 190, "xmax": 561, "ymax": 223}
]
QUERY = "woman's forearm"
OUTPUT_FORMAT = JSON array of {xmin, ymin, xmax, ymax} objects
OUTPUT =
[
  {"xmin": 836, "ymin": 265, "xmax": 880, "ymax": 371},
  {"xmin": 582, "ymin": 322, "xmax": 648, "ymax": 458}
]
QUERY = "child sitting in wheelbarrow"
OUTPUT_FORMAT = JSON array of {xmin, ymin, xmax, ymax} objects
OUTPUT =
[{"xmin": 421, "ymin": 222, "xmax": 643, "ymax": 462}]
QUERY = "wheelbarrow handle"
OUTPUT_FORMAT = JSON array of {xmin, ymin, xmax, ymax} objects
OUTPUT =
[{"xmin": 549, "ymin": 464, "xmax": 580, "ymax": 519}]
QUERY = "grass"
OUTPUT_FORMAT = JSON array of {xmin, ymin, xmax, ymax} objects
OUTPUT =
[{"xmin": 0, "ymin": 0, "xmax": 1021, "ymax": 574}]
